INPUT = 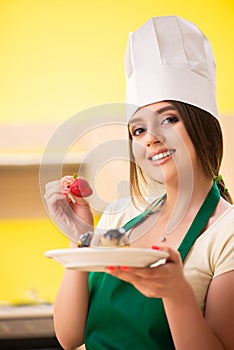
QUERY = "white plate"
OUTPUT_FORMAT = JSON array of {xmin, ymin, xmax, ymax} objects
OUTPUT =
[{"xmin": 45, "ymin": 247, "xmax": 169, "ymax": 271}]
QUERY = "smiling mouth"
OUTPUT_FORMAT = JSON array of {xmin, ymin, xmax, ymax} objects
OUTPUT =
[{"xmin": 149, "ymin": 149, "xmax": 175, "ymax": 161}]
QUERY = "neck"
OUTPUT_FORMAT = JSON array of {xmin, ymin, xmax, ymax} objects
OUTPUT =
[{"xmin": 163, "ymin": 176, "xmax": 213, "ymax": 233}]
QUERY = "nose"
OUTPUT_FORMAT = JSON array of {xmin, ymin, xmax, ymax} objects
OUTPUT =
[{"xmin": 145, "ymin": 130, "xmax": 163, "ymax": 147}]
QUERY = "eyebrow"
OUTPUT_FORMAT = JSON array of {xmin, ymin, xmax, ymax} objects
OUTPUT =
[{"xmin": 129, "ymin": 105, "xmax": 178, "ymax": 125}]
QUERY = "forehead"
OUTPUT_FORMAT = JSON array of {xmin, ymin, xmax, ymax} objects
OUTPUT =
[{"xmin": 129, "ymin": 102, "xmax": 178, "ymax": 124}]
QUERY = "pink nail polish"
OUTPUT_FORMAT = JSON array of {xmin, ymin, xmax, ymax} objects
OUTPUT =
[
  {"xmin": 151, "ymin": 245, "xmax": 160, "ymax": 250},
  {"xmin": 120, "ymin": 266, "xmax": 129, "ymax": 271},
  {"xmin": 105, "ymin": 266, "xmax": 116, "ymax": 272}
]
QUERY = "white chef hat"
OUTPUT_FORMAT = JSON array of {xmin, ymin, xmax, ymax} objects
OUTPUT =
[{"xmin": 125, "ymin": 16, "xmax": 218, "ymax": 120}]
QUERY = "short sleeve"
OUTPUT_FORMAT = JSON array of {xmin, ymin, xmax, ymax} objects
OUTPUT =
[{"xmin": 213, "ymin": 231, "xmax": 234, "ymax": 278}]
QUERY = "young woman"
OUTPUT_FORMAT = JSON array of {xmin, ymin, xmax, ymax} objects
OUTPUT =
[{"xmin": 45, "ymin": 16, "xmax": 234, "ymax": 350}]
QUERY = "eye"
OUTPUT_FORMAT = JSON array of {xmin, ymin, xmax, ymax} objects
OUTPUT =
[
  {"xmin": 161, "ymin": 115, "xmax": 179, "ymax": 125},
  {"xmin": 130, "ymin": 127, "xmax": 146, "ymax": 137}
]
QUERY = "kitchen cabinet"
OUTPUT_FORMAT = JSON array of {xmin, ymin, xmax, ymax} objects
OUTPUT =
[
  {"xmin": 0, "ymin": 304, "xmax": 62, "ymax": 349},
  {"xmin": 0, "ymin": 152, "xmax": 85, "ymax": 219}
]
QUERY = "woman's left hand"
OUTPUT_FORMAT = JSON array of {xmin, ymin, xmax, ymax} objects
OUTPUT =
[{"xmin": 105, "ymin": 246, "xmax": 187, "ymax": 299}]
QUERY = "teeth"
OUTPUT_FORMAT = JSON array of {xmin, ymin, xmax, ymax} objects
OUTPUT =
[{"xmin": 151, "ymin": 150, "xmax": 175, "ymax": 161}]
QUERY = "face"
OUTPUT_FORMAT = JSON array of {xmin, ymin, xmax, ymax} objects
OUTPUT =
[{"xmin": 128, "ymin": 101, "xmax": 198, "ymax": 186}]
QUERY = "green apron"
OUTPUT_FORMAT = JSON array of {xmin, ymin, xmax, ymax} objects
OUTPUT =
[{"xmin": 85, "ymin": 182, "xmax": 220, "ymax": 350}]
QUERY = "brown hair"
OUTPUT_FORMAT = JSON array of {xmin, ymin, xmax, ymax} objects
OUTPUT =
[{"xmin": 129, "ymin": 100, "xmax": 233, "ymax": 205}]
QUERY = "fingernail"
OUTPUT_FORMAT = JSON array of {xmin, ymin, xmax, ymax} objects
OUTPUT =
[
  {"xmin": 105, "ymin": 266, "xmax": 116, "ymax": 273},
  {"xmin": 151, "ymin": 245, "xmax": 160, "ymax": 250},
  {"xmin": 120, "ymin": 266, "xmax": 129, "ymax": 271}
]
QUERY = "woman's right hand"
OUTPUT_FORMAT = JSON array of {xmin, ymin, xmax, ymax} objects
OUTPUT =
[{"xmin": 44, "ymin": 179, "xmax": 94, "ymax": 243}]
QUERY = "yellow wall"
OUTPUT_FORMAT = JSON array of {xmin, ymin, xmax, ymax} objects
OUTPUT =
[
  {"xmin": 0, "ymin": 219, "xmax": 67, "ymax": 303},
  {"xmin": 0, "ymin": 0, "xmax": 234, "ymax": 303},
  {"xmin": 0, "ymin": 217, "xmax": 100, "ymax": 303},
  {"xmin": 1, "ymin": 0, "xmax": 234, "ymax": 125}
]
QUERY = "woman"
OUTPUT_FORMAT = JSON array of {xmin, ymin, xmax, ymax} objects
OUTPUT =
[{"xmin": 45, "ymin": 16, "xmax": 234, "ymax": 349}]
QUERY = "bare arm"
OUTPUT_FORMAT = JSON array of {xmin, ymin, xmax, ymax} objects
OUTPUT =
[
  {"xmin": 163, "ymin": 270, "xmax": 234, "ymax": 350},
  {"xmin": 53, "ymin": 266, "xmax": 89, "ymax": 349},
  {"xmin": 44, "ymin": 180, "xmax": 93, "ymax": 349},
  {"xmin": 106, "ymin": 247, "xmax": 234, "ymax": 350},
  {"xmin": 205, "ymin": 270, "xmax": 234, "ymax": 349}
]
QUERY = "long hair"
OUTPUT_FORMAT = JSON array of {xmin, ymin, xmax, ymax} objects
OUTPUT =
[{"xmin": 128, "ymin": 101, "xmax": 233, "ymax": 206}]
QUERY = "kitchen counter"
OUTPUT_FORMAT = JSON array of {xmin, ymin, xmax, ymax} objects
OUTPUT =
[{"xmin": 0, "ymin": 304, "xmax": 61, "ymax": 349}]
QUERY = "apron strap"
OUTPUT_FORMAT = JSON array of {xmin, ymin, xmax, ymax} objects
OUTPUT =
[
  {"xmin": 122, "ymin": 194, "xmax": 166, "ymax": 232},
  {"xmin": 121, "ymin": 181, "xmax": 220, "ymax": 261},
  {"xmin": 178, "ymin": 181, "xmax": 220, "ymax": 261}
]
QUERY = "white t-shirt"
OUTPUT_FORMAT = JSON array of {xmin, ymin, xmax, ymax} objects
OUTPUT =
[{"xmin": 94, "ymin": 198, "xmax": 234, "ymax": 312}]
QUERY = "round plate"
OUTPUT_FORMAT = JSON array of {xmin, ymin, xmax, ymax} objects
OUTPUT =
[{"xmin": 45, "ymin": 247, "xmax": 169, "ymax": 271}]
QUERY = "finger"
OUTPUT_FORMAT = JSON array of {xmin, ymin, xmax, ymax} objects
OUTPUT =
[
  {"xmin": 45, "ymin": 181, "xmax": 63, "ymax": 200},
  {"xmin": 105, "ymin": 266, "xmax": 143, "ymax": 285},
  {"xmin": 105, "ymin": 266, "xmax": 158, "ymax": 282},
  {"xmin": 46, "ymin": 193, "xmax": 66, "ymax": 208},
  {"xmin": 110, "ymin": 246, "xmax": 182, "ymax": 279},
  {"xmin": 45, "ymin": 180, "xmax": 90, "ymax": 207},
  {"xmin": 61, "ymin": 175, "xmax": 73, "ymax": 182},
  {"xmin": 113, "ymin": 265, "xmax": 163, "ymax": 280},
  {"xmin": 45, "ymin": 183, "xmax": 77, "ymax": 205},
  {"xmin": 45, "ymin": 187, "xmax": 65, "ymax": 204},
  {"xmin": 45, "ymin": 180, "xmax": 61, "ymax": 192},
  {"xmin": 159, "ymin": 246, "xmax": 182, "ymax": 265},
  {"xmin": 70, "ymin": 196, "xmax": 90, "ymax": 207}
]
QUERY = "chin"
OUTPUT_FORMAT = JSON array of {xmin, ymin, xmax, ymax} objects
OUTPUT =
[{"xmin": 147, "ymin": 167, "xmax": 178, "ymax": 186}]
